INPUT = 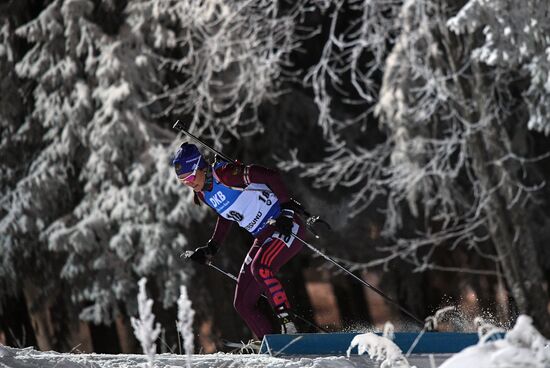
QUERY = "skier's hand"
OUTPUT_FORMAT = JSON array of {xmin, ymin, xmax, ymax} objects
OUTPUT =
[
  {"xmin": 188, "ymin": 240, "xmax": 219, "ymax": 264},
  {"xmin": 275, "ymin": 203, "xmax": 294, "ymax": 237}
]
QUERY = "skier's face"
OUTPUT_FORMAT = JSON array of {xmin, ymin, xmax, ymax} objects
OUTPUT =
[{"xmin": 179, "ymin": 168, "xmax": 206, "ymax": 192}]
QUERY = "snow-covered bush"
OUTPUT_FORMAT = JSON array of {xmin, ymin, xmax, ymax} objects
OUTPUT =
[
  {"xmin": 346, "ymin": 332, "xmax": 411, "ymax": 368},
  {"xmin": 131, "ymin": 278, "xmax": 161, "ymax": 368},
  {"xmin": 177, "ymin": 285, "xmax": 195, "ymax": 368},
  {"xmin": 383, "ymin": 321, "xmax": 395, "ymax": 340},
  {"xmin": 440, "ymin": 315, "xmax": 550, "ymax": 368}
]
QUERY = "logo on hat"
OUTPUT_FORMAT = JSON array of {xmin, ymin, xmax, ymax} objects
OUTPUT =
[{"xmin": 173, "ymin": 143, "xmax": 206, "ymax": 175}]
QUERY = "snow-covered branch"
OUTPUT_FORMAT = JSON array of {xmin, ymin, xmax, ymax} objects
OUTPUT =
[
  {"xmin": 127, "ymin": 0, "xmax": 309, "ymax": 146},
  {"xmin": 176, "ymin": 285, "xmax": 195, "ymax": 368},
  {"xmin": 282, "ymin": 0, "xmax": 550, "ymax": 284},
  {"xmin": 131, "ymin": 278, "xmax": 162, "ymax": 368}
]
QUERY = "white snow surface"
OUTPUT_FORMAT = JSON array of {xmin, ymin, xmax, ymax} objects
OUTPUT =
[
  {"xmin": 0, "ymin": 348, "xmax": 361, "ymax": 368},
  {"xmin": 440, "ymin": 315, "xmax": 550, "ymax": 368},
  {"xmin": 0, "ymin": 315, "xmax": 548, "ymax": 368}
]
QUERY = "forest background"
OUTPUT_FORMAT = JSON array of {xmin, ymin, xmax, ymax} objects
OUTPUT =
[{"xmin": 1, "ymin": 0, "xmax": 550, "ymax": 354}]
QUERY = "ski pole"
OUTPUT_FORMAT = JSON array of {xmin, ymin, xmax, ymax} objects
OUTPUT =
[
  {"xmin": 205, "ymin": 261, "xmax": 329, "ymax": 333},
  {"xmin": 208, "ymin": 262, "xmax": 238, "ymax": 282},
  {"xmin": 292, "ymin": 234, "xmax": 426, "ymax": 328},
  {"xmin": 181, "ymin": 251, "xmax": 329, "ymax": 333}
]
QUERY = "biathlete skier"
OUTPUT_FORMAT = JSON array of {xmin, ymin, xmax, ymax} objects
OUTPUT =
[{"xmin": 173, "ymin": 143, "xmax": 305, "ymax": 338}]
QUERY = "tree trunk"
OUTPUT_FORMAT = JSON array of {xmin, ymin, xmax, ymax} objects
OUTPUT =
[
  {"xmin": 468, "ymin": 66, "xmax": 550, "ymax": 335},
  {"xmin": 66, "ymin": 320, "xmax": 93, "ymax": 353},
  {"xmin": 89, "ymin": 322, "xmax": 121, "ymax": 354},
  {"xmin": 22, "ymin": 278, "xmax": 56, "ymax": 351},
  {"xmin": 331, "ymin": 272, "xmax": 372, "ymax": 328},
  {"xmin": 115, "ymin": 313, "xmax": 138, "ymax": 353}
]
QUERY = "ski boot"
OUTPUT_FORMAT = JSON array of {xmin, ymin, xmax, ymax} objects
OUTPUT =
[{"xmin": 277, "ymin": 311, "xmax": 298, "ymax": 334}]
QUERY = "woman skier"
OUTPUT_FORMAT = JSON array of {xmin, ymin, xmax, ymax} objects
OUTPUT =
[{"xmin": 173, "ymin": 143, "xmax": 306, "ymax": 339}]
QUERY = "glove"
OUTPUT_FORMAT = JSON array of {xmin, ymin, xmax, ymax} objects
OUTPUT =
[
  {"xmin": 275, "ymin": 203, "xmax": 294, "ymax": 237},
  {"xmin": 188, "ymin": 240, "xmax": 219, "ymax": 264}
]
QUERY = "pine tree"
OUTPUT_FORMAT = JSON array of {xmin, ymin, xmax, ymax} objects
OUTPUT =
[{"xmin": 1, "ymin": 0, "xmax": 205, "ymax": 348}]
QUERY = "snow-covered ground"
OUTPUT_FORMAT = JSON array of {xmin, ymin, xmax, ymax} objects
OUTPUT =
[
  {"xmin": 0, "ymin": 315, "xmax": 548, "ymax": 368},
  {"xmin": 439, "ymin": 315, "xmax": 550, "ymax": 368},
  {"xmin": 0, "ymin": 346, "xmax": 450, "ymax": 368}
]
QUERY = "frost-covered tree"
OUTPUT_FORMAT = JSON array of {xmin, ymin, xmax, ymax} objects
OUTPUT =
[
  {"xmin": 1, "ymin": 0, "xmax": 320, "ymax": 350},
  {"xmin": 444, "ymin": 0, "xmax": 550, "ymax": 334},
  {"xmin": 1, "ymin": 0, "xmax": 204, "ymax": 343},
  {"xmin": 3, "ymin": 0, "xmax": 550, "ymax": 348},
  {"xmin": 125, "ymin": 0, "xmax": 309, "ymax": 145},
  {"xmin": 282, "ymin": 0, "xmax": 550, "ymax": 334},
  {"xmin": 448, "ymin": 0, "xmax": 550, "ymax": 135},
  {"xmin": 0, "ymin": 0, "xmax": 81, "ymax": 350},
  {"xmin": 0, "ymin": 7, "xmax": 27, "ymax": 303}
]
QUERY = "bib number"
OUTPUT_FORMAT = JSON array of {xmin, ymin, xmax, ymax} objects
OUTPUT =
[{"xmin": 258, "ymin": 191, "xmax": 273, "ymax": 205}]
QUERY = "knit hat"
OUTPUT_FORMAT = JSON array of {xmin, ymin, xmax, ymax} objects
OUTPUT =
[{"xmin": 173, "ymin": 143, "xmax": 207, "ymax": 176}]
